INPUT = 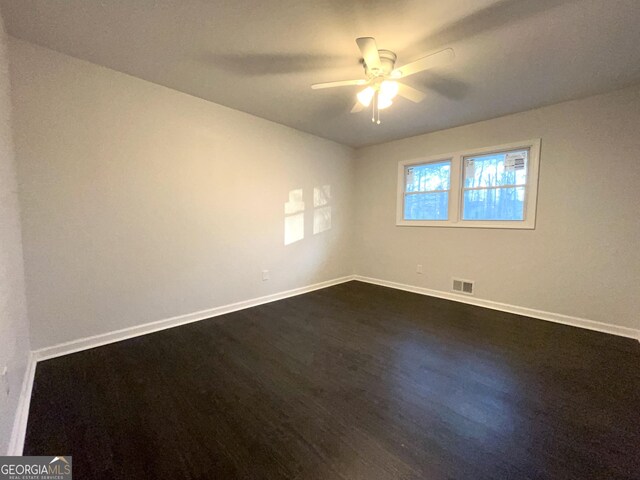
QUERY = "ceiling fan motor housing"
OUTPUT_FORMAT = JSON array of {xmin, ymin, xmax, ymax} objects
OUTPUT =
[{"xmin": 364, "ymin": 50, "xmax": 397, "ymax": 78}]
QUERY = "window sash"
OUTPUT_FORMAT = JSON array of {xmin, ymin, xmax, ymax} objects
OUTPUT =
[
  {"xmin": 402, "ymin": 159, "xmax": 452, "ymax": 221},
  {"xmin": 462, "ymin": 184, "xmax": 523, "ymax": 191},
  {"xmin": 462, "ymin": 148, "xmax": 529, "ymax": 189},
  {"xmin": 404, "ymin": 191, "xmax": 450, "ymax": 221},
  {"xmin": 461, "ymin": 186, "xmax": 528, "ymax": 222},
  {"xmin": 405, "ymin": 189, "xmax": 449, "ymax": 195}
]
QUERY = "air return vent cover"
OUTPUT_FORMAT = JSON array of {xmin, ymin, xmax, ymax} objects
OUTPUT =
[{"xmin": 452, "ymin": 278, "xmax": 474, "ymax": 295}]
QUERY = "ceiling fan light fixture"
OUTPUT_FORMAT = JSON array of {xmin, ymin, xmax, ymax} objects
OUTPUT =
[
  {"xmin": 357, "ymin": 86, "xmax": 375, "ymax": 107},
  {"xmin": 377, "ymin": 95, "xmax": 393, "ymax": 110},
  {"xmin": 311, "ymin": 37, "xmax": 448, "ymax": 123},
  {"xmin": 380, "ymin": 80, "xmax": 399, "ymax": 100}
]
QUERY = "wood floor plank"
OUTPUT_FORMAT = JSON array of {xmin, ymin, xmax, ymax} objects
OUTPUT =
[{"xmin": 24, "ymin": 281, "xmax": 640, "ymax": 479}]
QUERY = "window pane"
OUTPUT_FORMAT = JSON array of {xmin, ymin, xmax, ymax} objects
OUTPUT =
[
  {"xmin": 462, "ymin": 187, "xmax": 525, "ymax": 221},
  {"xmin": 404, "ymin": 192, "xmax": 449, "ymax": 220},
  {"xmin": 463, "ymin": 149, "xmax": 528, "ymax": 188},
  {"xmin": 406, "ymin": 161, "xmax": 451, "ymax": 193}
]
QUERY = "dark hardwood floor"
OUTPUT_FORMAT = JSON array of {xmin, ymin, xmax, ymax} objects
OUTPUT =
[{"xmin": 25, "ymin": 281, "xmax": 640, "ymax": 479}]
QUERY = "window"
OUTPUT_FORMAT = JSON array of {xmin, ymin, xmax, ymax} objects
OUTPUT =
[
  {"xmin": 396, "ymin": 139, "xmax": 540, "ymax": 229},
  {"xmin": 462, "ymin": 149, "xmax": 528, "ymax": 221},
  {"xmin": 403, "ymin": 160, "xmax": 451, "ymax": 221}
]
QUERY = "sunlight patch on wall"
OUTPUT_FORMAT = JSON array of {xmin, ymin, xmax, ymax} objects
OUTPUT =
[
  {"xmin": 313, "ymin": 185, "xmax": 331, "ymax": 235},
  {"xmin": 314, "ymin": 185, "xmax": 330, "ymax": 208},
  {"xmin": 313, "ymin": 207, "xmax": 331, "ymax": 235},
  {"xmin": 284, "ymin": 189, "xmax": 305, "ymax": 245}
]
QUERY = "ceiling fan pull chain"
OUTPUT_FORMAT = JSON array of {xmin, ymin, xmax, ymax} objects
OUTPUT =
[{"xmin": 371, "ymin": 92, "xmax": 376, "ymax": 123}]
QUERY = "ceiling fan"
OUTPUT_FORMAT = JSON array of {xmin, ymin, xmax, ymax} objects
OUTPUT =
[{"xmin": 311, "ymin": 37, "xmax": 454, "ymax": 124}]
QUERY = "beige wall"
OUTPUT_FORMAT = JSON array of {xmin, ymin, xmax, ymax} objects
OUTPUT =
[
  {"xmin": 10, "ymin": 38, "xmax": 354, "ymax": 350},
  {"xmin": 354, "ymin": 84, "xmax": 640, "ymax": 331},
  {"xmin": 0, "ymin": 15, "xmax": 29, "ymax": 453}
]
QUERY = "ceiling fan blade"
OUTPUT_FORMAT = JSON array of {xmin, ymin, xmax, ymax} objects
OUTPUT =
[
  {"xmin": 397, "ymin": 83, "xmax": 426, "ymax": 103},
  {"xmin": 393, "ymin": 48, "xmax": 455, "ymax": 78},
  {"xmin": 351, "ymin": 102, "xmax": 365, "ymax": 113},
  {"xmin": 356, "ymin": 37, "xmax": 381, "ymax": 71},
  {"xmin": 311, "ymin": 79, "xmax": 367, "ymax": 90}
]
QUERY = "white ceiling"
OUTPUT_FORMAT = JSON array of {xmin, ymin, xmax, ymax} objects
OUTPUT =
[{"xmin": 2, "ymin": 0, "xmax": 640, "ymax": 147}]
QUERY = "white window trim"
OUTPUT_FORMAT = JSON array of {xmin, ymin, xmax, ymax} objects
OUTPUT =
[{"xmin": 396, "ymin": 139, "xmax": 541, "ymax": 229}]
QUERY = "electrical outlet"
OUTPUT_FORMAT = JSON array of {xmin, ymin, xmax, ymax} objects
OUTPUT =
[
  {"xmin": 416, "ymin": 264, "xmax": 423, "ymax": 274},
  {"xmin": 262, "ymin": 270, "xmax": 270, "ymax": 281}
]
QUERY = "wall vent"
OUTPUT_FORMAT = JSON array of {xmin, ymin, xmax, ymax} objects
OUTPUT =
[{"xmin": 452, "ymin": 278, "xmax": 474, "ymax": 295}]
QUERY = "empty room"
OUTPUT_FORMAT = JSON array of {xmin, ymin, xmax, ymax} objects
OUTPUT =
[{"xmin": 1, "ymin": 0, "xmax": 639, "ymax": 478}]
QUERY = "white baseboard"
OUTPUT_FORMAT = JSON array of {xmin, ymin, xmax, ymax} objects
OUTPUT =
[
  {"xmin": 354, "ymin": 275, "xmax": 640, "ymax": 340},
  {"xmin": 7, "ymin": 351, "xmax": 37, "ymax": 456},
  {"xmin": 34, "ymin": 275, "xmax": 356, "ymax": 362}
]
